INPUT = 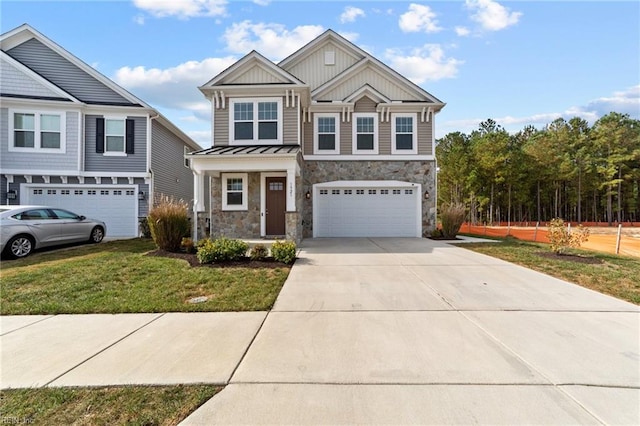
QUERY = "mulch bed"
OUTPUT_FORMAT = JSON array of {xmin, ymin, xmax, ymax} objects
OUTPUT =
[
  {"xmin": 536, "ymin": 251, "xmax": 604, "ymax": 265},
  {"xmin": 147, "ymin": 250, "xmax": 291, "ymax": 268}
]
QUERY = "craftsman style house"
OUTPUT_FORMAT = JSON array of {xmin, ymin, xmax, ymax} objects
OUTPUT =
[
  {"xmin": 0, "ymin": 24, "xmax": 202, "ymax": 237},
  {"xmin": 189, "ymin": 30, "xmax": 445, "ymax": 242}
]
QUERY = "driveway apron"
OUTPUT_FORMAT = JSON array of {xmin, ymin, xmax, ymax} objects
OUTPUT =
[{"xmin": 183, "ymin": 238, "xmax": 640, "ymax": 425}]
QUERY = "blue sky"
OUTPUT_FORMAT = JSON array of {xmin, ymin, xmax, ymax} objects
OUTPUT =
[{"xmin": 2, "ymin": 0, "xmax": 639, "ymax": 147}]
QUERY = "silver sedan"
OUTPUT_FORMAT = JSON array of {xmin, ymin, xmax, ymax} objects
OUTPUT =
[{"xmin": 0, "ymin": 205, "xmax": 106, "ymax": 258}]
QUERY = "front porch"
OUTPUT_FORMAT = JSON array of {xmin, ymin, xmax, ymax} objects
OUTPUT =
[{"xmin": 189, "ymin": 145, "xmax": 303, "ymax": 243}]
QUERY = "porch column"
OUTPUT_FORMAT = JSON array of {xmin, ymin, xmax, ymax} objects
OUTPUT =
[
  {"xmin": 286, "ymin": 168, "xmax": 296, "ymax": 211},
  {"xmin": 193, "ymin": 171, "xmax": 205, "ymax": 212}
]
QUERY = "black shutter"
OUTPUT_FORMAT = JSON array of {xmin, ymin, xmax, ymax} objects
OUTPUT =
[
  {"xmin": 125, "ymin": 119, "xmax": 135, "ymax": 154},
  {"xmin": 96, "ymin": 117, "xmax": 105, "ymax": 153}
]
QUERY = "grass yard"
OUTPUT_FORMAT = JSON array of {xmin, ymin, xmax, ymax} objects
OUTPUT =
[
  {"xmin": 461, "ymin": 237, "xmax": 640, "ymax": 305},
  {"xmin": 0, "ymin": 239, "xmax": 291, "ymax": 315},
  {"xmin": 0, "ymin": 385, "xmax": 220, "ymax": 426}
]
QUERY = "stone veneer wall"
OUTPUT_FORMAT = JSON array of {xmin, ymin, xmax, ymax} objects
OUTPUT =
[
  {"xmin": 210, "ymin": 172, "xmax": 261, "ymax": 239},
  {"xmin": 301, "ymin": 161, "xmax": 437, "ymax": 238}
]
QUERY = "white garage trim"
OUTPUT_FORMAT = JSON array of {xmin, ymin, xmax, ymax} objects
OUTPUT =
[
  {"xmin": 313, "ymin": 180, "xmax": 421, "ymax": 238},
  {"xmin": 21, "ymin": 183, "xmax": 139, "ymax": 237}
]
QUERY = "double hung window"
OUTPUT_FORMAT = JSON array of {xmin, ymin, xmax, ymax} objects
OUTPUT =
[
  {"xmin": 392, "ymin": 114, "xmax": 418, "ymax": 154},
  {"xmin": 314, "ymin": 113, "xmax": 340, "ymax": 154},
  {"xmin": 222, "ymin": 173, "xmax": 248, "ymax": 211},
  {"xmin": 352, "ymin": 113, "xmax": 378, "ymax": 154},
  {"xmin": 230, "ymin": 98, "xmax": 281, "ymax": 144},
  {"xmin": 10, "ymin": 111, "xmax": 64, "ymax": 152}
]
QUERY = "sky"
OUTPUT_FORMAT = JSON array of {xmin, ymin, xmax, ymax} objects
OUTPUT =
[{"xmin": 2, "ymin": 0, "xmax": 639, "ymax": 148}]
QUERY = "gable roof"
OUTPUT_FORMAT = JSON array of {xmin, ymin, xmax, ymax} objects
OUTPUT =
[
  {"xmin": 0, "ymin": 24, "xmax": 149, "ymax": 107},
  {"xmin": 280, "ymin": 30, "xmax": 445, "ymax": 107},
  {"xmin": 200, "ymin": 50, "xmax": 305, "ymax": 89}
]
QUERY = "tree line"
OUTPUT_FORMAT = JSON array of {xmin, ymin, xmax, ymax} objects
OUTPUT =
[{"xmin": 436, "ymin": 112, "xmax": 640, "ymax": 225}]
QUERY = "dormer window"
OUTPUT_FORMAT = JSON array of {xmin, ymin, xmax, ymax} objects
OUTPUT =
[{"xmin": 229, "ymin": 98, "xmax": 282, "ymax": 145}]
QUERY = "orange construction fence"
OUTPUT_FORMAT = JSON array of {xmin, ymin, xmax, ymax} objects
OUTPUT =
[{"xmin": 460, "ymin": 223, "xmax": 640, "ymax": 258}]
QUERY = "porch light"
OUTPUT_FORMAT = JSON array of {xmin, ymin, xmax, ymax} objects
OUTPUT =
[
  {"xmin": 424, "ymin": 190, "xmax": 430, "ymax": 200},
  {"xmin": 138, "ymin": 191, "xmax": 146, "ymax": 200},
  {"xmin": 305, "ymin": 191, "xmax": 311, "ymax": 200},
  {"xmin": 7, "ymin": 189, "xmax": 17, "ymax": 200}
]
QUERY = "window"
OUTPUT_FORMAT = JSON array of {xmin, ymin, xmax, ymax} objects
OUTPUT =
[
  {"xmin": 392, "ymin": 114, "xmax": 418, "ymax": 154},
  {"xmin": 51, "ymin": 209, "xmax": 80, "ymax": 219},
  {"xmin": 352, "ymin": 113, "xmax": 378, "ymax": 154},
  {"xmin": 314, "ymin": 113, "xmax": 340, "ymax": 154},
  {"xmin": 230, "ymin": 98, "xmax": 282, "ymax": 144},
  {"xmin": 332, "ymin": 189, "xmax": 340, "ymax": 195},
  {"xmin": 320, "ymin": 189, "xmax": 328, "ymax": 195},
  {"xmin": 222, "ymin": 173, "xmax": 248, "ymax": 211},
  {"xmin": 96, "ymin": 117, "xmax": 134, "ymax": 155},
  {"xmin": 10, "ymin": 111, "xmax": 64, "ymax": 152}
]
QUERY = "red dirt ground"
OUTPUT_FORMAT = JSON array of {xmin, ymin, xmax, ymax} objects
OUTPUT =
[{"xmin": 461, "ymin": 223, "xmax": 640, "ymax": 258}]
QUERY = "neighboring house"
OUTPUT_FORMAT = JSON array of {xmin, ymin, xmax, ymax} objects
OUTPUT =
[
  {"xmin": 0, "ymin": 24, "xmax": 202, "ymax": 238},
  {"xmin": 189, "ymin": 30, "xmax": 445, "ymax": 242}
]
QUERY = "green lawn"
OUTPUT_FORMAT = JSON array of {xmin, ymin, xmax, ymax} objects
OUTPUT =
[
  {"xmin": 0, "ymin": 385, "xmax": 220, "ymax": 426},
  {"xmin": 461, "ymin": 237, "xmax": 640, "ymax": 305},
  {"xmin": 0, "ymin": 239, "xmax": 291, "ymax": 315}
]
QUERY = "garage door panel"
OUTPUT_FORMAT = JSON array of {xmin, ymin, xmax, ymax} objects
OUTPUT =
[
  {"xmin": 27, "ymin": 186, "xmax": 137, "ymax": 237},
  {"xmin": 315, "ymin": 184, "xmax": 419, "ymax": 238}
]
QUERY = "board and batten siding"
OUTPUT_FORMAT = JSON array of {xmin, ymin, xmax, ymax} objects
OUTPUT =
[
  {"xmin": 150, "ymin": 120, "xmax": 194, "ymax": 204},
  {"xmin": 84, "ymin": 115, "xmax": 147, "ymax": 173},
  {"xmin": 6, "ymin": 38, "xmax": 134, "ymax": 105},
  {"xmin": 0, "ymin": 57, "xmax": 64, "ymax": 99},
  {"xmin": 0, "ymin": 108, "xmax": 79, "ymax": 171},
  {"xmin": 318, "ymin": 67, "xmax": 421, "ymax": 102}
]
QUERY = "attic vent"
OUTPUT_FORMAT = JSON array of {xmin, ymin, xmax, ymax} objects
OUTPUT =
[{"xmin": 324, "ymin": 51, "xmax": 335, "ymax": 66}]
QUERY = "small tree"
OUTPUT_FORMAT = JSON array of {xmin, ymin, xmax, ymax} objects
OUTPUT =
[
  {"xmin": 547, "ymin": 218, "xmax": 590, "ymax": 254},
  {"xmin": 440, "ymin": 202, "xmax": 466, "ymax": 239},
  {"xmin": 147, "ymin": 194, "xmax": 190, "ymax": 252}
]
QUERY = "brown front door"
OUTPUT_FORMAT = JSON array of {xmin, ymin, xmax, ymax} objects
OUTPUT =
[{"xmin": 266, "ymin": 177, "xmax": 286, "ymax": 236}]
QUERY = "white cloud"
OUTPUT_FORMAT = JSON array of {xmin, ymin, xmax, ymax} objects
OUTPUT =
[
  {"xmin": 455, "ymin": 26, "xmax": 470, "ymax": 37},
  {"xmin": 253, "ymin": 0, "xmax": 271, "ymax": 5},
  {"xmin": 399, "ymin": 4, "xmax": 441, "ymax": 33},
  {"xmin": 584, "ymin": 85, "xmax": 640, "ymax": 117},
  {"xmin": 114, "ymin": 56, "xmax": 237, "ymax": 115},
  {"xmin": 340, "ymin": 6, "xmax": 365, "ymax": 23},
  {"xmin": 133, "ymin": 15, "xmax": 145, "ymax": 25},
  {"xmin": 384, "ymin": 45, "xmax": 463, "ymax": 84},
  {"xmin": 222, "ymin": 21, "xmax": 324, "ymax": 60},
  {"xmin": 465, "ymin": 0, "xmax": 522, "ymax": 31},
  {"xmin": 133, "ymin": 0, "xmax": 227, "ymax": 19}
]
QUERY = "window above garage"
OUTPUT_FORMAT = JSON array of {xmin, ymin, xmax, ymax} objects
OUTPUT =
[{"xmin": 8, "ymin": 109, "xmax": 66, "ymax": 153}]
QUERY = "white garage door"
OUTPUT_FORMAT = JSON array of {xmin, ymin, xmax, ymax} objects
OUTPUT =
[
  {"xmin": 314, "ymin": 181, "xmax": 421, "ymax": 237},
  {"xmin": 26, "ymin": 185, "xmax": 138, "ymax": 237}
]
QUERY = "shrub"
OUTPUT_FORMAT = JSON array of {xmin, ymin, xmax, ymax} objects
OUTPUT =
[
  {"xmin": 440, "ymin": 202, "xmax": 466, "ymax": 239},
  {"xmin": 181, "ymin": 237, "xmax": 196, "ymax": 254},
  {"xmin": 196, "ymin": 237, "xmax": 248, "ymax": 264},
  {"xmin": 250, "ymin": 244, "xmax": 269, "ymax": 261},
  {"xmin": 547, "ymin": 218, "xmax": 590, "ymax": 254},
  {"xmin": 271, "ymin": 240, "xmax": 297, "ymax": 264},
  {"xmin": 147, "ymin": 195, "xmax": 190, "ymax": 252}
]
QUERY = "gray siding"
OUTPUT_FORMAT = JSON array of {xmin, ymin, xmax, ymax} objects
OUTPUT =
[
  {"xmin": 0, "ymin": 57, "xmax": 63, "ymax": 99},
  {"xmin": 0, "ymin": 108, "xmax": 79, "ymax": 171},
  {"xmin": 150, "ymin": 120, "xmax": 194, "ymax": 205},
  {"xmin": 418, "ymin": 120, "xmax": 433, "ymax": 155},
  {"xmin": 6, "ymin": 38, "xmax": 135, "ymax": 105},
  {"xmin": 84, "ymin": 115, "xmax": 147, "ymax": 173},
  {"xmin": 213, "ymin": 108, "xmax": 229, "ymax": 146},
  {"xmin": 283, "ymin": 107, "xmax": 298, "ymax": 144},
  {"xmin": 379, "ymin": 120, "xmax": 391, "ymax": 155},
  {"xmin": 354, "ymin": 97, "xmax": 377, "ymax": 112}
]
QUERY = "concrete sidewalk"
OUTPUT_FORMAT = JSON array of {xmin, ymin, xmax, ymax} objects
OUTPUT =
[{"xmin": 2, "ymin": 238, "xmax": 639, "ymax": 424}]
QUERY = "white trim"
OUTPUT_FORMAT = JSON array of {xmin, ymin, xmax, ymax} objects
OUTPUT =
[
  {"xmin": 312, "ymin": 180, "xmax": 421, "ymax": 238},
  {"xmin": 103, "ymin": 116, "xmax": 127, "ymax": 155},
  {"xmin": 228, "ymin": 97, "xmax": 283, "ymax": 145},
  {"xmin": 391, "ymin": 113, "xmax": 418, "ymax": 155},
  {"xmin": 8, "ymin": 108, "xmax": 67, "ymax": 154},
  {"xmin": 313, "ymin": 113, "xmax": 340, "ymax": 155},
  {"xmin": 260, "ymin": 172, "xmax": 287, "ymax": 237},
  {"xmin": 221, "ymin": 172, "xmax": 248, "ymax": 211},
  {"xmin": 303, "ymin": 155, "xmax": 435, "ymax": 161},
  {"xmin": 352, "ymin": 112, "xmax": 378, "ymax": 155}
]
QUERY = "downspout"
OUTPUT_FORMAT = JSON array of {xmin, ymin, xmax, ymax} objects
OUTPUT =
[{"xmin": 148, "ymin": 113, "xmax": 160, "ymax": 208}]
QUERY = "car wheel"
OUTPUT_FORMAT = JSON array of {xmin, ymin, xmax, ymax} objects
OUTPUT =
[
  {"xmin": 6, "ymin": 235, "xmax": 34, "ymax": 258},
  {"xmin": 89, "ymin": 226, "xmax": 105, "ymax": 243}
]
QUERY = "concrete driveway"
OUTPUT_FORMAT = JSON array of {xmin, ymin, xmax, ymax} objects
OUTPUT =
[{"xmin": 184, "ymin": 238, "xmax": 640, "ymax": 425}]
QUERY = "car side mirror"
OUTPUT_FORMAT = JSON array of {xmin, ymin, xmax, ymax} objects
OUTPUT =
[{"xmin": 78, "ymin": 215, "xmax": 86, "ymax": 221}]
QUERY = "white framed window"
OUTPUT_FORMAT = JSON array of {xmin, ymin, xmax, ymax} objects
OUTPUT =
[
  {"xmin": 9, "ymin": 110, "xmax": 65, "ymax": 153},
  {"xmin": 352, "ymin": 113, "xmax": 378, "ymax": 154},
  {"xmin": 392, "ymin": 113, "xmax": 418, "ymax": 154},
  {"xmin": 229, "ymin": 98, "xmax": 282, "ymax": 145},
  {"xmin": 314, "ymin": 113, "xmax": 340, "ymax": 154},
  {"xmin": 222, "ymin": 173, "xmax": 248, "ymax": 211},
  {"xmin": 105, "ymin": 118, "xmax": 125, "ymax": 154}
]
